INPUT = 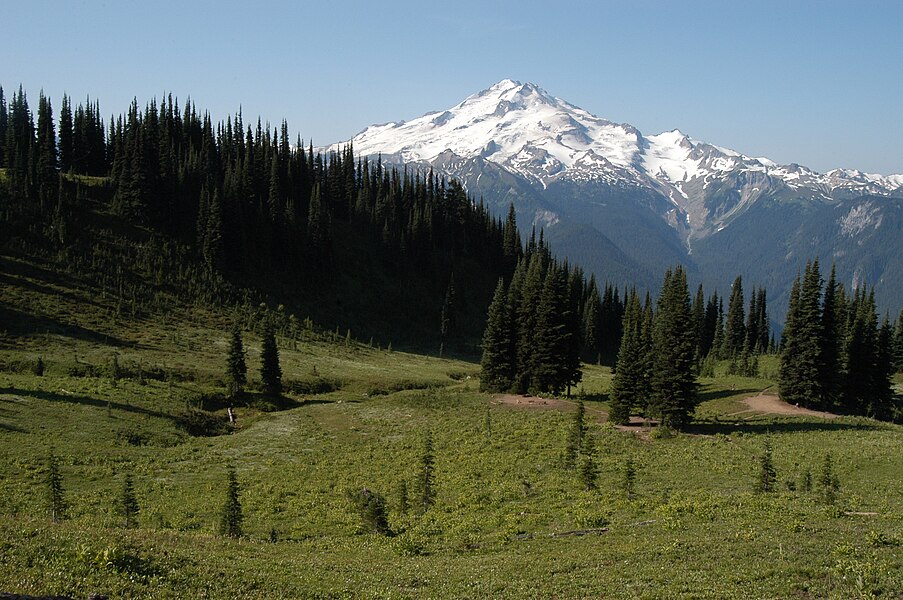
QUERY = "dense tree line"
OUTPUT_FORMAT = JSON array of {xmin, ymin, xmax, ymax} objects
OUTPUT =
[
  {"xmin": 780, "ymin": 260, "xmax": 898, "ymax": 420},
  {"xmin": 0, "ymin": 85, "xmax": 538, "ymax": 345}
]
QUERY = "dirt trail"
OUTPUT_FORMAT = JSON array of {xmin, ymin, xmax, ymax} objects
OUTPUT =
[{"xmin": 731, "ymin": 389, "xmax": 840, "ymax": 419}]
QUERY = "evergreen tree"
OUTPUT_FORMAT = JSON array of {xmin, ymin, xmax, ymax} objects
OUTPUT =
[
  {"xmin": 58, "ymin": 94, "xmax": 73, "ymax": 173},
  {"xmin": 650, "ymin": 266, "xmax": 698, "ymax": 429},
  {"xmin": 756, "ymin": 438, "xmax": 777, "ymax": 493},
  {"xmin": 780, "ymin": 261, "xmax": 824, "ymax": 408},
  {"xmin": 219, "ymin": 466, "xmax": 243, "ymax": 537},
  {"xmin": 440, "ymin": 272, "xmax": 457, "ymax": 349},
  {"xmin": 515, "ymin": 254, "xmax": 545, "ymax": 392},
  {"xmin": 564, "ymin": 398, "xmax": 587, "ymax": 468},
  {"xmin": 622, "ymin": 457, "xmax": 637, "ymax": 500},
  {"xmin": 819, "ymin": 453, "xmax": 840, "ymax": 504},
  {"xmin": 609, "ymin": 291, "xmax": 643, "ymax": 425},
  {"xmin": 417, "ymin": 431, "xmax": 436, "ymax": 513},
  {"xmin": 226, "ymin": 323, "xmax": 248, "ymax": 398},
  {"xmin": 347, "ymin": 488, "xmax": 391, "ymax": 535},
  {"xmin": 46, "ymin": 448, "xmax": 67, "ymax": 523},
  {"xmin": 118, "ymin": 471, "xmax": 140, "ymax": 528},
  {"xmin": 723, "ymin": 276, "xmax": 746, "ymax": 357},
  {"xmin": 480, "ymin": 278, "xmax": 514, "ymax": 392},
  {"xmin": 260, "ymin": 320, "xmax": 282, "ymax": 396},
  {"xmin": 820, "ymin": 265, "xmax": 845, "ymax": 408},
  {"xmin": 531, "ymin": 264, "xmax": 580, "ymax": 395},
  {"xmin": 577, "ymin": 431, "xmax": 598, "ymax": 491},
  {"xmin": 35, "ymin": 92, "xmax": 58, "ymax": 208}
]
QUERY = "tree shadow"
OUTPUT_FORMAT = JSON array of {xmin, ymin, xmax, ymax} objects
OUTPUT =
[
  {"xmin": 686, "ymin": 417, "xmax": 881, "ymax": 436},
  {"xmin": 697, "ymin": 387, "xmax": 760, "ymax": 403},
  {"xmin": 0, "ymin": 421, "xmax": 27, "ymax": 433},
  {"xmin": 0, "ymin": 305, "xmax": 134, "ymax": 347},
  {"xmin": 0, "ymin": 386, "xmax": 167, "ymax": 419}
]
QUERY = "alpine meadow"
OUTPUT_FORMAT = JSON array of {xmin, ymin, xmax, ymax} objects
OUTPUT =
[{"xmin": 1, "ymin": 75, "xmax": 902, "ymax": 600}]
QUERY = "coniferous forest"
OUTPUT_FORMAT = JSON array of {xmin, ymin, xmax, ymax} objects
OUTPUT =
[{"xmin": 1, "ymin": 84, "xmax": 903, "ymax": 598}]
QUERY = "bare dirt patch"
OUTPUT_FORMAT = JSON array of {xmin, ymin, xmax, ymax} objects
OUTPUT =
[{"xmin": 731, "ymin": 390, "xmax": 840, "ymax": 419}]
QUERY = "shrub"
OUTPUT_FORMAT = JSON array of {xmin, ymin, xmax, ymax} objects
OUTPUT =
[{"xmin": 347, "ymin": 487, "xmax": 392, "ymax": 536}]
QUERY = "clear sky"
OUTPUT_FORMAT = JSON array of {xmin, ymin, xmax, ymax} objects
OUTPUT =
[{"xmin": 5, "ymin": 0, "xmax": 901, "ymax": 174}]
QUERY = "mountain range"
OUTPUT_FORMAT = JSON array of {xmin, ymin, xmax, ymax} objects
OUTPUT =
[{"xmin": 326, "ymin": 79, "xmax": 903, "ymax": 320}]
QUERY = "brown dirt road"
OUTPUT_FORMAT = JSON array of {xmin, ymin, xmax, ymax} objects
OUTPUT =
[{"xmin": 730, "ymin": 389, "xmax": 840, "ymax": 419}]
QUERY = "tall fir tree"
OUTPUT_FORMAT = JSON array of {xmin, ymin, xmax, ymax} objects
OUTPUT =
[
  {"xmin": 260, "ymin": 320, "xmax": 282, "ymax": 397},
  {"xmin": 226, "ymin": 323, "xmax": 248, "ymax": 398},
  {"xmin": 118, "ymin": 471, "xmax": 140, "ymax": 528},
  {"xmin": 219, "ymin": 466, "xmax": 243, "ymax": 538},
  {"xmin": 649, "ymin": 266, "xmax": 698, "ymax": 429},
  {"xmin": 46, "ymin": 448, "xmax": 67, "ymax": 523},
  {"xmin": 480, "ymin": 278, "xmax": 515, "ymax": 392},
  {"xmin": 609, "ymin": 291, "xmax": 644, "ymax": 425},
  {"xmin": 723, "ymin": 276, "xmax": 746, "ymax": 358},
  {"xmin": 418, "ymin": 431, "xmax": 436, "ymax": 513}
]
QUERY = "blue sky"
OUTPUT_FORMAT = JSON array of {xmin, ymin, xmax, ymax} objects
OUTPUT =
[{"xmin": 5, "ymin": 0, "xmax": 901, "ymax": 174}]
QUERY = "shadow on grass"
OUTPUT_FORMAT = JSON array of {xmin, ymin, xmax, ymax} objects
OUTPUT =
[
  {"xmin": 686, "ymin": 418, "xmax": 881, "ymax": 436},
  {"xmin": 0, "ymin": 305, "xmax": 134, "ymax": 347},
  {"xmin": 697, "ymin": 387, "xmax": 761, "ymax": 403},
  {"xmin": 0, "ymin": 386, "xmax": 167, "ymax": 419},
  {"xmin": 0, "ymin": 421, "xmax": 27, "ymax": 433}
]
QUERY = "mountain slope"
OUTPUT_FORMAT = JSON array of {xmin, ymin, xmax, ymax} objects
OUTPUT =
[{"xmin": 329, "ymin": 79, "xmax": 903, "ymax": 316}]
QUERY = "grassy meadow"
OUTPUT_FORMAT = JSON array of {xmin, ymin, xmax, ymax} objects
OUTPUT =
[{"xmin": 1, "ymin": 252, "xmax": 902, "ymax": 599}]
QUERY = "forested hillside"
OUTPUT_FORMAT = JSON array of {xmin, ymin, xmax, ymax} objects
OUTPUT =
[{"xmin": 0, "ymin": 85, "xmax": 530, "ymax": 349}]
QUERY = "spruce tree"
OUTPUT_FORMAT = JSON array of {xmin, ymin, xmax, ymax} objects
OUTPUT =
[
  {"xmin": 440, "ymin": 273, "xmax": 457, "ymax": 350},
  {"xmin": 622, "ymin": 457, "xmax": 637, "ymax": 500},
  {"xmin": 564, "ymin": 398, "xmax": 587, "ymax": 468},
  {"xmin": 480, "ymin": 279, "xmax": 514, "ymax": 392},
  {"xmin": 577, "ymin": 432, "xmax": 598, "ymax": 491},
  {"xmin": 417, "ymin": 431, "xmax": 436, "ymax": 513},
  {"xmin": 723, "ymin": 276, "xmax": 746, "ymax": 358},
  {"xmin": 650, "ymin": 266, "xmax": 698, "ymax": 430},
  {"xmin": 118, "ymin": 471, "xmax": 140, "ymax": 528},
  {"xmin": 260, "ymin": 320, "xmax": 282, "ymax": 397},
  {"xmin": 609, "ymin": 291, "xmax": 643, "ymax": 425},
  {"xmin": 58, "ymin": 94, "xmax": 73, "ymax": 173},
  {"xmin": 219, "ymin": 466, "xmax": 243, "ymax": 537},
  {"xmin": 226, "ymin": 323, "xmax": 248, "ymax": 398},
  {"xmin": 46, "ymin": 448, "xmax": 67, "ymax": 523},
  {"xmin": 819, "ymin": 266, "xmax": 844, "ymax": 408},
  {"xmin": 757, "ymin": 438, "xmax": 777, "ymax": 493}
]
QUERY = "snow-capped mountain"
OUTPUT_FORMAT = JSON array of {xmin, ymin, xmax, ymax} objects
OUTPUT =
[
  {"xmin": 337, "ymin": 79, "xmax": 903, "ymax": 239},
  {"xmin": 326, "ymin": 79, "xmax": 903, "ymax": 317}
]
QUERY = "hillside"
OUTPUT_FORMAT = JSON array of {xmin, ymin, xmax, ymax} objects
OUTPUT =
[{"xmin": 2, "ymin": 238, "xmax": 903, "ymax": 597}]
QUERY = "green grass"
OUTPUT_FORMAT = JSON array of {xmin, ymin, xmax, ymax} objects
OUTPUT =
[{"xmin": 1, "ymin": 252, "xmax": 902, "ymax": 598}]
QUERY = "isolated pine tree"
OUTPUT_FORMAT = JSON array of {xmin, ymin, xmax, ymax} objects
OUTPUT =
[
  {"xmin": 819, "ymin": 453, "xmax": 840, "ymax": 504},
  {"xmin": 219, "ymin": 466, "xmax": 243, "ymax": 537},
  {"xmin": 46, "ymin": 449, "xmax": 67, "ymax": 523},
  {"xmin": 622, "ymin": 457, "xmax": 637, "ymax": 500},
  {"xmin": 226, "ymin": 323, "xmax": 247, "ymax": 398},
  {"xmin": 118, "ymin": 471, "xmax": 140, "ymax": 528},
  {"xmin": 417, "ymin": 431, "xmax": 436, "ymax": 513},
  {"xmin": 757, "ymin": 439, "xmax": 777, "ymax": 493},
  {"xmin": 260, "ymin": 320, "xmax": 282, "ymax": 396},
  {"xmin": 347, "ymin": 488, "xmax": 391, "ymax": 536},
  {"xmin": 564, "ymin": 398, "xmax": 587, "ymax": 468},
  {"xmin": 578, "ymin": 431, "xmax": 598, "ymax": 491}
]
